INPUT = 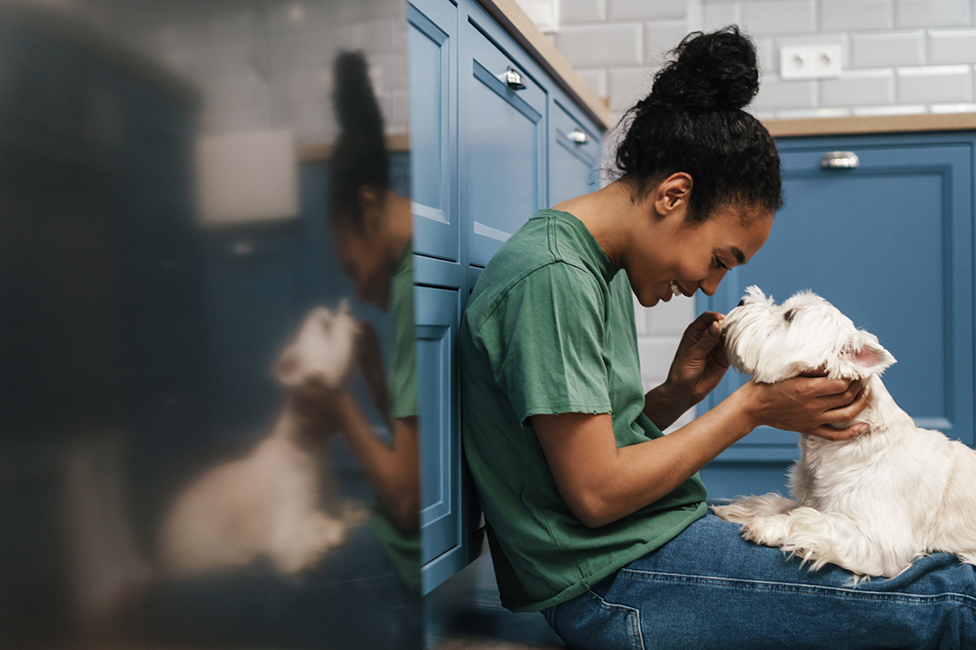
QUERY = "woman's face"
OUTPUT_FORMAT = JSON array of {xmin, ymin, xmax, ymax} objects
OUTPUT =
[
  {"xmin": 627, "ymin": 202, "xmax": 774, "ymax": 308},
  {"xmin": 332, "ymin": 218, "xmax": 392, "ymax": 310}
]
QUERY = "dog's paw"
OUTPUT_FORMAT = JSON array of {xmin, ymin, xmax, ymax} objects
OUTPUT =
[
  {"xmin": 308, "ymin": 512, "xmax": 347, "ymax": 549},
  {"xmin": 713, "ymin": 494, "xmax": 796, "ymax": 524},
  {"xmin": 741, "ymin": 514, "xmax": 792, "ymax": 548},
  {"xmin": 712, "ymin": 503, "xmax": 751, "ymax": 524},
  {"xmin": 270, "ymin": 513, "xmax": 349, "ymax": 574}
]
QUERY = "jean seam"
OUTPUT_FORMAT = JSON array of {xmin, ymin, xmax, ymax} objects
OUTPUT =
[
  {"xmin": 618, "ymin": 568, "xmax": 976, "ymax": 607},
  {"xmin": 586, "ymin": 588, "xmax": 645, "ymax": 650},
  {"xmin": 544, "ymin": 604, "xmax": 555, "ymax": 628}
]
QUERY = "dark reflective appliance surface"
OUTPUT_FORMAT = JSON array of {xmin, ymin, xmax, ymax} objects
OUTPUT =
[{"xmin": 0, "ymin": 1, "xmax": 418, "ymax": 648}]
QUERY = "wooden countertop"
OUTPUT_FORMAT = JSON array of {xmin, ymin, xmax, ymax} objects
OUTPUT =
[
  {"xmin": 764, "ymin": 112, "xmax": 976, "ymax": 138},
  {"xmin": 478, "ymin": 0, "xmax": 611, "ymax": 131}
]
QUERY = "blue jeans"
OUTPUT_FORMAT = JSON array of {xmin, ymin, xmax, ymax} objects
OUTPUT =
[{"xmin": 542, "ymin": 515, "xmax": 976, "ymax": 650}]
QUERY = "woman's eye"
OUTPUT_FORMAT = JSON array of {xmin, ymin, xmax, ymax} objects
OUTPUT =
[{"xmin": 715, "ymin": 257, "xmax": 729, "ymax": 270}]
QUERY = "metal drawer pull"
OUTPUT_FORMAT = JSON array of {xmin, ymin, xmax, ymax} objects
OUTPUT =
[
  {"xmin": 819, "ymin": 151, "xmax": 859, "ymax": 169},
  {"xmin": 569, "ymin": 128, "xmax": 588, "ymax": 144},
  {"xmin": 503, "ymin": 66, "xmax": 526, "ymax": 90}
]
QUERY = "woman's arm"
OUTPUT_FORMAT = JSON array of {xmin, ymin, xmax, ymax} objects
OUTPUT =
[
  {"xmin": 336, "ymin": 393, "xmax": 420, "ymax": 531},
  {"xmin": 534, "ymin": 375, "xmax": 867, "ymax": 528}
]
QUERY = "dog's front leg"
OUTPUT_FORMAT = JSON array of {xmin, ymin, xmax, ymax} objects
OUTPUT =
[
  {"xmin": 712, "ymin": 492, "xmax": 796, "ymax": 523},
  {"xmin": 740, "ymin": 507, "xmax": 910, "ymax": 578}
]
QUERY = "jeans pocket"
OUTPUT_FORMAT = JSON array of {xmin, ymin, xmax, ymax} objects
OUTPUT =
[{"xmin": 549, "ymin": 589, "xmax": 644, "ymax": 650}]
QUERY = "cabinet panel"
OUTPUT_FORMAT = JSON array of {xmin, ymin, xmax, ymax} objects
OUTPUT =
[
  {"xmin": 549, "ymin": 97, "xmax": 600, "ymax": 206},
  {"xmin": 461, "ymin": 17, "xmax": 546, "ymax": 267},
  {"xmin": 408, "ymin": 0, "xmax": 458, "ymax": 262},
  {"xmin": 416, "ymin": 284, "xmax": 463, "ymax": 593},
  {"xmin": 699, "ymin": 136, "xmax": 975, "ymax": 497}
]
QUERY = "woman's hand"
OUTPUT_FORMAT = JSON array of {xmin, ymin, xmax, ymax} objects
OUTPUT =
[
  {"xmin": 736, "ymin": 375, "xmax": 870, "ymax": 441},
  {"xmin": 642, "ymin": 311, "xmax": 728, "ymax": 431},
  {"xmin": 290, "ymin": 383, "xmax": 352, "ymax": 444},
  {"xmin": 664, "ymin": 311, "xmax": 730, "ymax": 408}
]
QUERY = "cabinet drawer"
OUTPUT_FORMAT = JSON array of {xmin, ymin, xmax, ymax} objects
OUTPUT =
[
  {"xmin": 416, "ymin": 285, "xmax": 462, "ymax": 592},
  {"xmin": 461, "ymin": 17, "xmax": 546, "ymax": 267},
  {"xmin": 408, "ymin": 0, "xmax": 458, "ymax": 262},
  {"xmin": 549, "ymin": 97, "xmax": 601, "ymax": 206}
]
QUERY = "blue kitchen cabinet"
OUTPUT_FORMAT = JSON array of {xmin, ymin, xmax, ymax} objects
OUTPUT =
[
  {"xmin": 408, "ymin": 0, "xmax": 458, "ymax": 262},
  {"xmin": 460, "ymin": 3, "xmax": 547, "ymax": 268},
  {"xmin": 549, "ymin": 97, "xmax": 602, "ymax": 205},
  {"xmin": 698, "ymin": 131, "xmax": 976, "ymax": 499},
  {"xmin": 416, "ymin": 284, "xmax": 463, "ymax": 593},
  {"xmin": 409, "ymin": 0, "xmax": 604, "ymax": 593}
]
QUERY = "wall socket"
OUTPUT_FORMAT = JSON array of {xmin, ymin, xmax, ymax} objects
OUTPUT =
[{"xmin": 780, "ymin": 44, "xmax": 842, "ymax": 80}]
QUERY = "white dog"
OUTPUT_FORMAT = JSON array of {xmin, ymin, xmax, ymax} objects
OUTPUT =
[
  {"xmin": 712, "ymin": 286, "xmax": 976, "ymax": 579},
  {"xmin": 160, "ymin": 302, "xmax": 368, "ymax": 576}
]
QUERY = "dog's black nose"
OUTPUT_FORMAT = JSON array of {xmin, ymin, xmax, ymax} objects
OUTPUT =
[{"xmin": 737, "ymin": 299, "xmax": 746, "ymax": 307}]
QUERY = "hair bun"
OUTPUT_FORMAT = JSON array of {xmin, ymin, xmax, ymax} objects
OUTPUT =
[
  {"xmin": 332, "ymin": 50, "xmax": 384, "ymax": 135},
  {"xmin": 647, "ymin": 26, "xmax": 759, "ymax": 111}
]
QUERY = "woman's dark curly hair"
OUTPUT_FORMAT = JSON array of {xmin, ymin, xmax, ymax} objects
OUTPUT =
[
  {"xmin": 330, "ymin": 50, "xmax": 388, "ymax": 231},
  {"xmin": 614, "ymin": 26, "xmax": 782, "ymax": 223}
]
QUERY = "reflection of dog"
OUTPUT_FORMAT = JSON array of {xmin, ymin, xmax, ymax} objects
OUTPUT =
[
  {"xmin": 713, "ymin": 286, "xmax": 976, "ymax": 578},
  {"xmin": 160, "ymin": 302, "xmax": 369, "ymax": 576}
]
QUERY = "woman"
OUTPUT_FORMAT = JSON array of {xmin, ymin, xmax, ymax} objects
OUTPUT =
[{"xmin": 459, "ymin": 27, "xmax": 976, "ymax": 648}]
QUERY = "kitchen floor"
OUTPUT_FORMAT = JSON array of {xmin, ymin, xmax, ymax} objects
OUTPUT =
[{"xmin": 429, "ymin": 553, "xmax": 565, "ymax": 650}]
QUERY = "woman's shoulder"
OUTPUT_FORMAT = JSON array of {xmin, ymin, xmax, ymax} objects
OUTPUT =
[{"xmin": 464, "ymin": 238, "xmax": 605, "ymax": 336}]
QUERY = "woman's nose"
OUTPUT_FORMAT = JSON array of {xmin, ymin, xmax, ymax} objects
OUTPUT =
[{"xmin": 699, "ymin": 268, "xmax": 728, "ymax": 297}]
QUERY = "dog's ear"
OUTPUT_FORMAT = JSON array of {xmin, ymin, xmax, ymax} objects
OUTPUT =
[
  {"xmin": 839, "ymin": 331, "xmax": 896, "ymax": 379},
  {"xmin": 744, "ymin": 285, "xmax": 772, "ymax": 304}
]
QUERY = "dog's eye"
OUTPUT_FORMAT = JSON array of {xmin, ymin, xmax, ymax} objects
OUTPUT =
[{"xmin": 784, "ymin": 309, "xmax": 796, "ymax": 323}]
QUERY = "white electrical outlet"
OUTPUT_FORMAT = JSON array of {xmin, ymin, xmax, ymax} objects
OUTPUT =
[{"xmin": 780, "ymin": 44, "xmax": 842, "ymax": 80}]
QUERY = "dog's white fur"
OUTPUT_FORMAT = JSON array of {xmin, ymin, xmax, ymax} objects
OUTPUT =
[
  {"xmin": 160, "ymin": 302, "xmax": 368, "ymax": 576},
  {"xmin": 712, "ymin": 286, "xmax": 976, "ymax": 578}
]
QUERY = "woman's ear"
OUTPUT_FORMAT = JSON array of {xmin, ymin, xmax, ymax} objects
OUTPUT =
[
  {"xmin": 356, "ymin": 185, "xmax": 384, "ymax": 235},
  {"xmin": 653, "ymin": 172, "xmax": 693, "ymax": 217}
]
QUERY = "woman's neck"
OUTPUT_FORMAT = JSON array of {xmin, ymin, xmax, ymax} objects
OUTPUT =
[{"xmin": 554, "ymin": 180, "xmax": 647, "ymax": 270}]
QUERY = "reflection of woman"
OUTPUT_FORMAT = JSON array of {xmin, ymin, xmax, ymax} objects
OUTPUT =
[
  {"xmin": 460, "ymin": 28, "xmax": 976, "ymax": 648},
  {"xmin": 327, "ymin": 50, "xmax": 419, "ymax": 584},
  {"xmin": 129, "ymin": 51, "xmax": 421, "ymax": 650}
]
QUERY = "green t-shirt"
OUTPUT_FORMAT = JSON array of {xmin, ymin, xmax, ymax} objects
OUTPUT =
[
  {"xmin": 460, "ymin": 208, "xmax": 707, "ymax": 612},
  {"xmin": 370, "ymin": 242, "xmax": 420, "ymax": 593}
]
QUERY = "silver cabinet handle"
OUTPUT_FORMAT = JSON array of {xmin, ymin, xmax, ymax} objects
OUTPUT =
[
  {"xmin": 569, "ymin": 128, "xmax": 588, "ymax": 144},
  {"xmin": 819, "ymin": 151, "xmax": 859, "ymax": 169},
  {"xmin": 503, "ymin": 66, "xmax": 526, "ymax": 90}
]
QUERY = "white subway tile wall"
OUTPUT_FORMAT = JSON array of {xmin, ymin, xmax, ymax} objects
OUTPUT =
[
  {"xmin": 608, "ymin": 0, "xmax": 687, "ymax": 21},
  {"xmin": 897, "ymin": 64, "xmax": 974, "ymax": 102},
  {"xmin": 87, "ymin": 0, "xmax": 409, "ymax": 141},
  {"xmin": 556, "ymin": 23, "xmax": 645, "ymax": 67},
  {"xmin": 821, "ymin": 69, "xmax": 895, "ymax": 106},
  {"xmin": 820, "ymin": 0, "xmax": 893, "ymax": 31},
  {"xmin": 850, "ymin": 30, "xmax": 926, "ymax": 67},
  {"xmin": 928, "ymin": 28, "xmax": 976, "ymax": 63},
  {"xmin": 740, "ymin": 0, "xmax": 817, "ymax": 35},
  {"xmin": 529, "ymin": 0, "xmax": 976, "ymax": 422}
]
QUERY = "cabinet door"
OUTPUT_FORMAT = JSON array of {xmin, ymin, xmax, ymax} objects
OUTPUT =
[
  {"xmin": 698, "ymin": 136, "xmax": 975, "ymax": 497},
  {"xmin": 549, "ymin": 97, "xmax": 601, "ymax": 206},
  {"xmin": 408, "ymin": 0, "xmax": 458, "ymax": 262},
  {"xmin": 460, "ymin": 15, "xmax": 546, "ymax": 268},
  {"xmin": 416, "ymin": 283, "xmax": 463, "ymax": 593}
]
